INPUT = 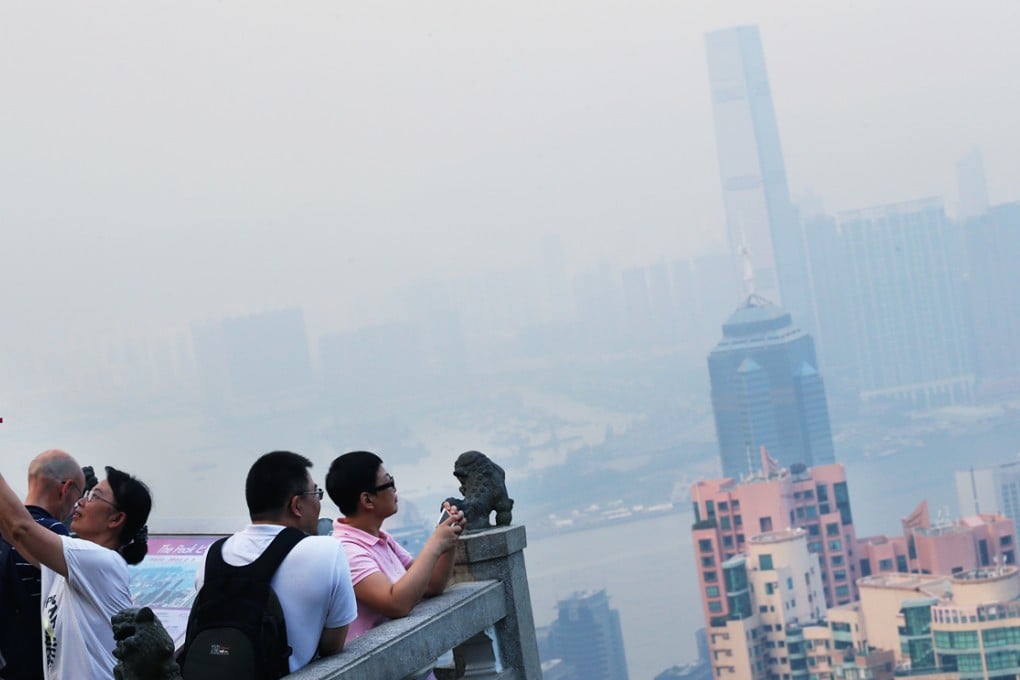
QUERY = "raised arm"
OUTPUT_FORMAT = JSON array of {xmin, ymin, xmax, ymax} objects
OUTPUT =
[
  {"xmin": 425, "ymin": 504, "xmax": 466, "ymax": 596},
  {"xmin": 0, "ymin": 469, "xmax": 68, "ymax": 576}
]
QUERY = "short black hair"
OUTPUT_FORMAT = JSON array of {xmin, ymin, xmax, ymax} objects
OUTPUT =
[
  {"xmin": 326, "ymin": 451, "xmax": 383, "ymax": 516},
  {"xmin": 106, "ymin": 466, "xmax": 152, "ymax": 566},
  {"xmin": 246, "ymin": 451, "xmax": 314, "ymax": 519}
]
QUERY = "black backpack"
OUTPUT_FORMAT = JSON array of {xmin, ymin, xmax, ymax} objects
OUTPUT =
[
  {"xmin": 0, "ymin": 538, "xmax": 42, "ymax": 680},
  {"xmin": 178, "ymin": 528, "xmax": 306, "ymax": 680}
]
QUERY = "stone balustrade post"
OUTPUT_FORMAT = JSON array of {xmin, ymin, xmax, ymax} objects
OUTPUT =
[{"xmin": 441, "ymin": 525, "xmax": 541, "ymax": 680}]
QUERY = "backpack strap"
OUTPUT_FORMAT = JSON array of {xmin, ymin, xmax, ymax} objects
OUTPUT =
[{"xmin": 204, "ymin": 527, "xmax": 307, "ymax": 584}]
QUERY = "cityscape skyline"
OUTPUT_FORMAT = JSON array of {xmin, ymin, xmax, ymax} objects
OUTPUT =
[
  {"xmin": 2, "ymin": 7, "xmax": 1020, "ymax": 678},
  {"xmin": 3, "ymin": 3, "xmax": 1020, "ymax": 361}
]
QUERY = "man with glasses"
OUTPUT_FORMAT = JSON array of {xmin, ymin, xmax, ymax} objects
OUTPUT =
[
  {"xmin": 325, "ymin": 451, "xmax": 466, "ymax": 649},
  {"xmin": 188, "ymin": 451, "xmax": 357, "ymax": 674},
  {"xmin": 0, "ymin": 449, "xmax": 84, "ymax": 680}
]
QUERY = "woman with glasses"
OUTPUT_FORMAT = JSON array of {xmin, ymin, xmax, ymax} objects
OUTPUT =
[
  {"xmin": 325, "ymin": 451, "xmax": 466, "ymax": 646},
  {"xmin": 0, "ymin": 464, "xmax": 152, "ymax": 679}
]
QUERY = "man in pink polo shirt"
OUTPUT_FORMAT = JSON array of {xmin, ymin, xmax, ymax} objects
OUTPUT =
[{"xmin": 325, "ymin": 451, "xmax": 465, "ymax": 640}]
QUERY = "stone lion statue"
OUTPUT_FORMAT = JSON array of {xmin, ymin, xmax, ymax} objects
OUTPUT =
[
  {"xmin": 445, "ymin": 451, "xmax": 514, "ymax": 531},
  {"xmin": 111, "ymin": 606, "xmax": 182, "ymax": 680}
]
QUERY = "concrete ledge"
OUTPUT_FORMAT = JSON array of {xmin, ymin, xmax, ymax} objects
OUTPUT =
[
  {"xmin": 289, "ymin": 580, "xmax": 507, "ymax": 680},
  {"xmin": 456, "ymin": 525, "xmax": 528, "ymax": 563}
]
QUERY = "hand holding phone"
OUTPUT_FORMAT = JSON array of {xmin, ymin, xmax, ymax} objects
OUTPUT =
[{"xmin": 437, "ymin": 507, "xmax": 451, "ymax": 525}]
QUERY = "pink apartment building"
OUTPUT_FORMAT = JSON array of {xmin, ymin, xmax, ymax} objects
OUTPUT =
[
  {"xmin": 855, "ymin": 499, "xmax": 1015, "ymax": 578},
  {"xmin": 691, "ymin": 461, "xmax": 859, "ymax": 627},
  {"xmin": 691, "ymin": 462, "xmax": 1017, "ymax": 678}
]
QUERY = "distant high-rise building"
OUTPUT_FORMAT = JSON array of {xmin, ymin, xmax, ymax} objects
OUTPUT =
[
  {"xmin": 705, "ymin": 25, "xmax": 814, "ymax": 333},
  {"xmin": 651, "ymin": 629, "xmax": 713, "ymax": 680},
  {"xmin": 670, "ymin": 255, "xmax": 742, "ymax": 351},
  {"xmin": 646, "ymin": 261, "xmax": 677, "ymax": 345},
  {"xmin": 836, "ymin": 198, "xmax": 974, "ymax": 405},
  {"xmin": 955, "ymin": 147, "xmax": 990, "ymax": 221},
  {"xmin": 546, "ymin": 590, "xmax": 629, "ymax": 680},
  {"xmin": 707, "ymin": 296, "xmax": 835, "ymax": 478},
  {"xmin": 190, "ymin": 307, "xmax": 314, "ymax": 420},
  {"xmin": 572, "ymin": 262, "xmax": 623, "ymax": 352},
  {"xmin": 801, "ymin": 213, "xmax": 855, "ymax": 378},
  {"xmin": 540, "ymin": 233, "xmax": 572, "ymax": 324},
  {"xmin": 621, "ymin": 265, "xmax": 653, "ymax": 341},
  {"xmin": 962, "ymin": 202, "xmax": 1020, "ymax": 395},
  {"xmin": 319, "ymin": 322, "xmax": 427, "ymax": 409},
  {"xmin": 956, "ymin": 462, "xmax": 1020, "ymax": 538}
]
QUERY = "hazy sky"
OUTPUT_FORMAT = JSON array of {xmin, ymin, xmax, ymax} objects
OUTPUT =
[{"xmin": 2, "ymin": 1, "xmax": 1019, "ymax": 346}]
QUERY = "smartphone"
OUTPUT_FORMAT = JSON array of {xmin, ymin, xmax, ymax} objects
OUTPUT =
[{"xmin": 437, "ymin": 508, "xmax": 451, "ymax": 525}]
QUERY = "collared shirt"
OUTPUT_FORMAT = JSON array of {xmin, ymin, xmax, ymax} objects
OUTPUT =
[{"xmin": 332, "ymin": 519, "xmax": 414, "ymax": 640}]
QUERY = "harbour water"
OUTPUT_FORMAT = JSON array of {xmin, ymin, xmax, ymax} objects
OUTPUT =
[{"xmin": 526, "ymin": 510, "xmax": 699, "ymax": 680}]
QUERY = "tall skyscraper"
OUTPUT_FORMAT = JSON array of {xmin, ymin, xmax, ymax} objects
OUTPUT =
[
  {"xmin": 705, "ymin": 25, "xmax": 814, "ymax": 332},
  {"xmin": 707, "ymin": 296, "xmax": 835, "ymax": 478},
  {"xmin": 546, "ymin": 590, "xmax": 629, "ymax": 680},
  {"xmin": 836, "ymin": 198, "xmax": 973, "ymax": 405},
  {"xmin": 961, "ymin": 202, "xmax": 1020, "ymax": 394}
]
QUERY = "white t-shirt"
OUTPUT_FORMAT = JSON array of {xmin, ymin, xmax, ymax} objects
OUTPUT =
[
  {"xmin": 194, "ymin": 524, "xmax": 358, "ymax": 673},
  {"xmin": 40, "ymin": 536, "xmax": 132, "ymax": 680}
]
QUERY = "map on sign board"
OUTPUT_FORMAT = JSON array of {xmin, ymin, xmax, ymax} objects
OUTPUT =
[{"xmin": 127, "ymin": 534, "xmax": 224, "ymax": 650}]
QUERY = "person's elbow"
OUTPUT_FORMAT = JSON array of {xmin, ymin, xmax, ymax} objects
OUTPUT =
[
  {"xmin": 319, "ymin": 625, "xmax": 349, "ymax": 658},
  {"xmin": 423, "ymin": 582, "xmax": 447, "ymax": 598},
  {"xmin": 376, "ymin": 599, "xmax": 416, "ymax": 619},
  {"xmin": 9, "ymin": 517, "xmax": 40, "ymax": 554}
]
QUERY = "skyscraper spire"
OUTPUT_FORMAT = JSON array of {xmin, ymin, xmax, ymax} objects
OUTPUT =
[{"xmin": 738, "ymin": 230, "xmax": 755, "ymax": 297}]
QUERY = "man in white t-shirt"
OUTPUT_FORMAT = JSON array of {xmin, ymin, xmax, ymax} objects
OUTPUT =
[{"xmin": 192, "ymin": 451, "xmax": 358, "ymax": 673}]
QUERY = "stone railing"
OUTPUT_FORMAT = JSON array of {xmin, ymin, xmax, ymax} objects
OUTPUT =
[{"xmin": 290, "ymin": 525, "xmax": 541, "ymax": 680}]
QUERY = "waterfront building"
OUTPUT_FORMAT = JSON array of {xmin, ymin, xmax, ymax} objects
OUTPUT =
[
  {"xmin": 705, "ymin": 25, "xmax": 814, "ymax": 332},
  {"xmin": 834, "ymin": 198, "xmax": 973, "ymax": 405},
  {"xmin": 545, "ymin": 590, "xmax": 629, "ymax": 680},
  {"xmin": 707, "ymin": 296, "xmax": 835, "ymax": 477},
  {"xmin": 957, "ymin": 462, "xmax": 1020, "ymax": 536},
  {"xmin": 801, "ymin": 213, "xmax": 856, "ymax": 380},
  {"xmin": 855, "ymin": 499, "xmax": 1014, "ymax": 580},
  {"xmin": 961, "ymin": 202, "xmax": 1020, "ymax": 395}
]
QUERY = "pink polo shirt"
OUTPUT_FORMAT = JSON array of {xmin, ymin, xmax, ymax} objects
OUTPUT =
[{"xmin": 332, "ymin": 518, "xmax": 415, "ymax": 640}]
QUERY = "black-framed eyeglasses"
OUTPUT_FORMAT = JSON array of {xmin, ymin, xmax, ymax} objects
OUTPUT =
[
  {"xmin": 83, "ymin": 487, "xmax": 119, "ymax": 509},
  {"xmin": 298, "ymin": 487, "xmax": 324, "ymax": 501},
  {"xmin": 370, "ymin": 474, "xmax": 396, "ymax": 494}
]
